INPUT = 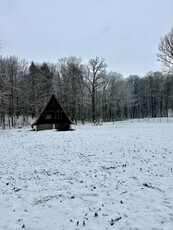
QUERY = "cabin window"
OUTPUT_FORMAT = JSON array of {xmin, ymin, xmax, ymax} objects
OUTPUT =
[
  {"xmin": 45, "ymin": 113, "xmax": 51, "ymax": 120},
  {"xmin": 55, "ymin": 111, "xmax": 62, "ymax": 119}
]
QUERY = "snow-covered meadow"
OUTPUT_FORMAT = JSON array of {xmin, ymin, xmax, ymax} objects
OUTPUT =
[{"xmin": 0, "ymin": 120, "xmax": 173, "ymax": 230}]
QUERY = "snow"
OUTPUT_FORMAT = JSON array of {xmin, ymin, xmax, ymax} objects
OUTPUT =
[{"xmin": 0, "ymin": 121, "xmax": 173, "ymax": 230}]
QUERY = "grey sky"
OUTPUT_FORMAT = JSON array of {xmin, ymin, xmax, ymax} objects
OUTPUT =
[{"xmin": 0, "ymin": 0, "xmax": 173, "ymax": 77}]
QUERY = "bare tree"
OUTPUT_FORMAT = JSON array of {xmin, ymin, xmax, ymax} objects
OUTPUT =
[
  {"xmin": 106, "ymin": 72, "xmax": 126, "ymax": 121},
  {"xmin": 16, "ymin": 59, "xmax": 29, "ymax": 125},
  {"xmin": 158, "ymin": 27, "xmax": 173, "ymax": 72},
  {"xmin": 4, "ymin": 56, "xmax": 19, "ymax": 127},
  {"xmin": 84, "ymin": 57, "xmax": 107, "ymax": 122},
  {"xmin": 0, "ymin": 57, "xmax": 8, "ymax": 128},
  {"xmin": 56, "ymin": 57, "xmax": 84, "ymax": 123}
]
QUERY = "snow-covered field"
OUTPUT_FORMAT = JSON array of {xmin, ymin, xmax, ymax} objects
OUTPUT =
[{"xmin": 0, "ymin": 121, "xmax": 173, "ymax": 230}]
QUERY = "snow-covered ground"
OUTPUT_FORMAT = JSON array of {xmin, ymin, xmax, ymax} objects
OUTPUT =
[{"xmin": 0, "ymin": 121, "xmax": 173, "ymax": 230}]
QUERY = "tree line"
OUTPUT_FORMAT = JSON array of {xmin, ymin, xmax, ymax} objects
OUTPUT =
[{"xmin": 0, "ymin": 27, "xmax": 173, "ymax": 128}]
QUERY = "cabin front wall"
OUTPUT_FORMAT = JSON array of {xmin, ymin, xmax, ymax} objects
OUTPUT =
[
  {"xmin": 34, "ymin": 123, "xmax": 71, "ymax": 131},
  {"xmin": 55, "ymin": 123, "xmax": 70, "ymax": 131},
  {"xmin": 35, "ymin": 124, "xmax": 53, "ymax": 131}
]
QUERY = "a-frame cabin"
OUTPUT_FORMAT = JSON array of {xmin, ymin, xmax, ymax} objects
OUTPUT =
[{"xmin": 32, "ymin": 94, "xmax": 73, "ymax": 131}]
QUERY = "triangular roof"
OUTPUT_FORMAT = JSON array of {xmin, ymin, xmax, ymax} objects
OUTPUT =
[{"xmin": 32, "ymin": 94, "xmax": 72, "ymax": 126}]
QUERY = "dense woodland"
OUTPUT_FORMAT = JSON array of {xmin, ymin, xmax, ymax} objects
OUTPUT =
[{"xmin": 0, "ymin": 28, "xmax": 173, "ymax": 128}]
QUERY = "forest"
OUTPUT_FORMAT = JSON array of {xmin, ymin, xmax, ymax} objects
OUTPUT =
[{"xmin": 0, "ymin": 27, "xmax": 173, "ymax": 128}]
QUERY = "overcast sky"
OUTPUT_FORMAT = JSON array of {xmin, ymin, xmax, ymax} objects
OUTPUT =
[{"xmin": 0, "ymin": 0, "xmax": 173, "ymax": 77}]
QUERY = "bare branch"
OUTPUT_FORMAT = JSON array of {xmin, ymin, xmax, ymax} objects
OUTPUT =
[{"xmin": 157, "ymin": 27, "xmax": 173, "ymax": 72}]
